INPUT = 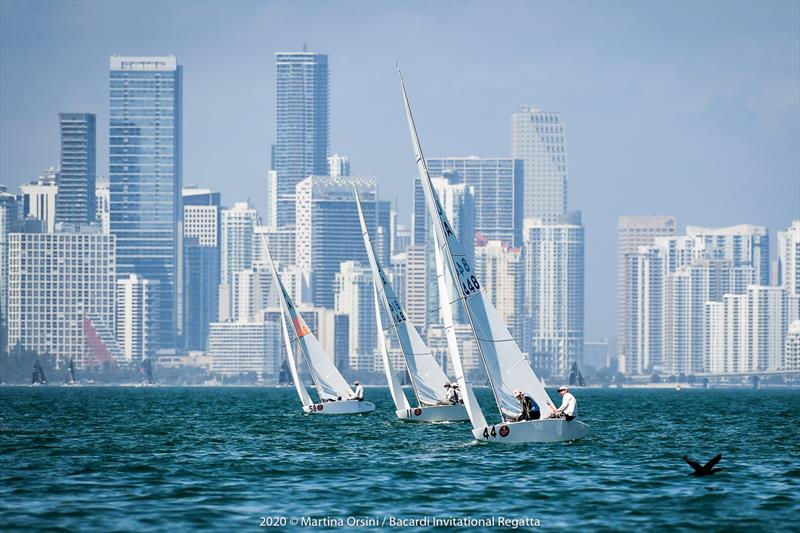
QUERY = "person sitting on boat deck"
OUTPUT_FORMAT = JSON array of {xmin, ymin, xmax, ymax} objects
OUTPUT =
[
  {"xmin": 349, "ymin": 380, "xmax": 364, "ymax": 401},
  {"xmin": 554, "ymin": 385, "xmax": 577, "ymax": 421},
  {"xmin": 444, "ymin": 382, "xmax": 462, "ymax": 405},
  {"xmin": 513, "ymin": 389, "xmax": 541, "ymax": 421}
]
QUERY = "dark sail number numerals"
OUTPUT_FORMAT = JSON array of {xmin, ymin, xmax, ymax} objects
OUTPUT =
[
  {"xmin": 389, "ymin": 299, "xmax": 406, "ymax": 323},
  {"xmin": 461, "ymin": 275, "xmax": 480, "ymax": 297}
]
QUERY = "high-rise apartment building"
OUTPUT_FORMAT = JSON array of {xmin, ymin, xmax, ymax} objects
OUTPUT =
[
  {"xmin": 0, "ymin": 187, "xmax": 20, "ymax": 355},
  {"xmin": 56, "ymin": 113, "xmax": 96, "ymax": 225},
  {"xmin": 295, "ymin": 176, "xmax": 376, "ymax": 308},
  {"xmin": 473, "ymin": 236, "xmax": 523, "ymax": 341},
  {"xmin": 328, "ymin": 154, "xmax": 350, "ymax": 177},
  {"xmin": 617, "ymin": 215, "xmax": 676, "ymax": 373},
  {"xmin": 427, "ymin": 157, "xmax": 523, "ymax": 246},
  {"xmin": 109, "ymin": 56, "xmax": 182, "ymax": 349},
  {"xmin": 272, "ymin": 51, "xmax": 329, "ymax": 227},
  {"xmin": 687, "ymin": 225, "xmax": 769, "ymax": 285},
  {"xmin": 7, "ymin": 227, "xmax": 117, "ymax": 368},
  {"xmin": 403, "ymin": 245, "xmax": 428, "ymax": 328},
  {"xmin": 219, "ymin": 202, "xmax": 257, "ymax": 317},
  {"xmin": 522, "ymin": 213, "xmax": 584, "ymax": 377},
  {"xmin": 21, "ymin": 169, "xmax": 58, "ymax": 233},
  {"xmin": 510, "ymin": 106, "xmax": 568, "ymax": 223},
  {"xmin": 334, "ymin": 261, "xmax": 376, "ymax": 371},
  {"xmin": 95, "ymin": 177, "xmax": 110, "ymax": 234},
  {"xmin": 778, "ymin": 220, "xmax": 800, "ymax": 296},
  {"xmin": 116, "ymin": 274, "xmax": 159, "ymax": 362},
  {"xmin": 208, "ymin": 320, "xmax": 280, "ymax": 379},
  {"xmin": 253, "ymin": 225, "xmax": 295, "ymax": 269}
]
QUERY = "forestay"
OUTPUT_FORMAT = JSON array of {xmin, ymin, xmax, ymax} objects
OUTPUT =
[
  {"xmin": 399, "ymin": 71, "xmax": 556, "ymax": 420},
  {"xmin": 354, "ymin": 187, "xmax": 450, "ymax": 406}
]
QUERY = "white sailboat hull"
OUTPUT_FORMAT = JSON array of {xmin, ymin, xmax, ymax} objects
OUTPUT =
[
  {"xmin": 302, "ymin": 399, "xmax": 376, "ymax": 415},
  {"xmin": 395, "ymin": 404, "xmax": 470, "ymax": 422},
  {"xmin": 472, "ymin": 419, "xmax": 590, "ymax": 443}
]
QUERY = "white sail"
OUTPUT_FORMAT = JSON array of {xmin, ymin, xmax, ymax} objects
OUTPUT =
[
  {"xmin": 399, "ymin": 70, "xmax": 557, "ymax": 420},
  {"xmin": 373, "ymin": 283, "xmax": 411, "ymax": 411},
  {"xmin": 432, "ymin": 223, "xmax": 487, "ymax": 429},
  {"xmin": 278, "ymin": 298, "xmax": 313, "ymax": 406},
  {"xmin": 354, "ymin": 187, "xmax": 450, "ymax": 406},
  {"xmin": 258, "ymin": 219, "xmax": 353, "ymax": 402}
]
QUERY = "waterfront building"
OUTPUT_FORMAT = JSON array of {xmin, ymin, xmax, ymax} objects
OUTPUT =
[
  {"xmin": 522, "ymin": 213, "xmax": 584, "ymax": 377},
  {"xmin": 208, "ymin": 320, "xmax": 280, "ymax": 380},
  {"xmin": 57, "ymin": 113, "xmax": 96, "ymax": 225},
  {"xmin": 687, "ymin": 224, "xmax": 770, "ymax": 285},
  {"xmin": 95, "ymin": 177, "xmax": 110, "ymax": 234},
  {"xmin": 7, "ymin": 227, "xmax": 117, "ymax": 368},
  {"xmin": 617, "ymin": 215, "xmax": 676, "ymax": 374},
  {"xmin": 510, "ymin": 106, "xmax": 568, "ymax": 223},
  {"xmin": 295, "ymin": 176, "xmax": 376, "ymax": 308},
  {"xmin": 427, "ymin": 157, "xmax": 523, "ymax": 246},
  {"xmin": 473, "ymin": 235, "xmax": 523, "ymax": 341},
  {"xmin": 334, "ymin": 261, "xmax": 376, "ymax": 371},
  {"xmin": 272, "ymin": 50, "xmax": 329, "ymax": 227},
  {"xmin": 778, "ymin": 220, "xmax": 800, "ymax": 296},
  {"xmin": 109, "ymin": 55, "xmax": 182, "ymax": 349},
  {"xmin": 116, "ymin": 274, "xmax": 158, "ymax": 362},
  {"xmin": 183, "ymin": 187, "xmax": 221, "ymax": 350}
]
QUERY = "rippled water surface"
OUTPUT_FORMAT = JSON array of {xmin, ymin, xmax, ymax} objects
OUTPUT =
[{"xmin": 1, "ymin": 387, "xmax": 798, "ymax": 531}]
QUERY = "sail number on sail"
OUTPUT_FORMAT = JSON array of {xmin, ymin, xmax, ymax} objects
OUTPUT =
[
  {"xmin": 388, "ymin": 298, "xmax": 406, "ymax": 323},
  {"xmin": 454, "ymin": 257, "xmax": 481, "ymax": 297}
]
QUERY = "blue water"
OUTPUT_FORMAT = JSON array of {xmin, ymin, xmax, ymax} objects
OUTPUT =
[{"xmin": 1, "ymin": 387, "xmax": 798, "ymax": 531}]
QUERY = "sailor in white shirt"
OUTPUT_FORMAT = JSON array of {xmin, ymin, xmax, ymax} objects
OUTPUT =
[
  {"xmin": 350, "ymin": 380, "xmax": 364, "ymax": 401},
  {"xmin": 555, "ymin": 385, "xmax": 577, "ymax": 421}
]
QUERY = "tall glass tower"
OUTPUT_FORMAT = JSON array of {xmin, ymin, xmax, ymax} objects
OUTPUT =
[
  {"xmin": 56, "ymin": 113, "xmax": 96, "ymax": 225},
  {"xmin": 272, "ymin": 50, "xmax": 329, "ymax": 227},
  {"xmin": 109, "ymin": 55, "xmax": 182, "ymax": 349}
]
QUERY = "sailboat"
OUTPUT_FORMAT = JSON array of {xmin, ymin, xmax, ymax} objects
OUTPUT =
[
  {"xmin": 258, "ymin": 218, "xmax": 375, "ymax": 415},
  {"xmin": 353, "ymin": 186, "xmax": 468, "ymax": 422},
  {"xmin": 399, "ymin": 69, "xmax": 589, "ymax": 443}
]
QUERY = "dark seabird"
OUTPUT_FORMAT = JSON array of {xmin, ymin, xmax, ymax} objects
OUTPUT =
[{"xmin": 683, "ymin": 454, "xmax": 722, "ymax": 476}]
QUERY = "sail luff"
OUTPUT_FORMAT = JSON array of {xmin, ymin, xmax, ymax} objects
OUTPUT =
[
  {"xmin": 373, "ymin": 282, "xmax": 412, "ymax": 411},
  {"xmin": 278, "ymin": 297, "xmax": 313, "ymax": 406}
]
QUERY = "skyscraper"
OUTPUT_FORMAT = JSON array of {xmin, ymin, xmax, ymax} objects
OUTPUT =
[
  {"xmin": 334, "ymin": 261, "xmax": 376, "ymax": 371},
  {"xmin": 109, "ymin": 56, "xmax": 182, "ymax": 349},
  {"xmin": 183, "ymin": 187, "xmax": 221, "ymax": 350},
  {"xmin": 56, "ymin": 113, "xmax": 96, "ymax": 225},
  {"xmin": 328, "ymin": 154, "xmax": 350, "ymax": 177},
  {"xmin": 522, "ymin": 212, "xmax": 584, "ymax": 377},
  {"xmin": 687, "ymin": 225, "xmax": 770, "ymax": 285},
  {"xmin": 219, "ymin": 202, "xmax": 256, "ymax": 320},
  {"xmin": 272, "ymin": 50, "xmax": 329, "ymax": 227},
  {"xmin": 7, "ymin": 227, "xmax": 117, "ymax": 368},
  {"xmin": 617, "ymin": 215, "xmax": 676, "ymax": 373},
  {"xmin": 116, "ymin": 274, "xmax": 159, "ymax": 362},
  {"xmin": 778, "ymin": 220, "xmax": 800, "ymax": 296},
  {"xmin": 427, "ymin": 157, "xmax": 523, "ymax": 246},
  {"xmin": 294, "ymin": 176, "xmax": 376, "ymax": 308},
  {"xmin": 0, "ymin": 187, "xmax": 20, "ymax": 355},
  {"xmin": 473, "ymin": 236, "xmax": 523, "ymax": 341},
  {"xmin": 510, "ymin": 106, "xmax": 568, "ymax": 223}
]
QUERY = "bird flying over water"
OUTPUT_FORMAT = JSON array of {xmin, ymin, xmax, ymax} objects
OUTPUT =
[{"xmin": 683, "ymin": 454, "xmax": 722, "ymax": 476}]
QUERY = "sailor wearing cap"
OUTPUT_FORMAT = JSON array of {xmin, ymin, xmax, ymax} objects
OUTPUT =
[
  {"xmin": 350, "ymin": 380, "xmax": 364, "ymax": 401},
  {"xmin": 513, "ymin": 389, "xmax": 540, "ymax": 421},
  {"xmin": 555, "ymin": 385, "xmax": 577, "ymax": 420}
]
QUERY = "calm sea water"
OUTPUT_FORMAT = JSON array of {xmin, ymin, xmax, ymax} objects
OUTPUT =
[{"xmin": 1, "ymin": 386, "xmax": 798, "ymax": 531}]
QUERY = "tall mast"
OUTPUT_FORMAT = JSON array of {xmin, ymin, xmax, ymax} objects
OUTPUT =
[{"xmin": 397, "ymin": 68, "xmax": 497, "ymax": 423}]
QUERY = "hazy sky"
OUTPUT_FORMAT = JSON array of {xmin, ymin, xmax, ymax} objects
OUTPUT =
[{"xmin": 1, "ymin": 0, "xmax": 798, "ymax": 341}]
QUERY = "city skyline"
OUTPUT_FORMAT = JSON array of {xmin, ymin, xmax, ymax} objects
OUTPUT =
[{"xmin": 1, "ymin": 1, "xmax": 798, "ymax": 341}]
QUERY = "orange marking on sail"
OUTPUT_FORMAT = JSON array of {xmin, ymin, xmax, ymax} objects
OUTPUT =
[{"xmin": 293, "ymin": 318, "xmax": 310, "ymax": 337}]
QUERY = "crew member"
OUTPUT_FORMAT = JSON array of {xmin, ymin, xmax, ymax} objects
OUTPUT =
[
  {"xmin": 555, "ymin": 385, "xmax": 577, "ymax": 420},
  {"xmin": 513, "ymin": 389, "xmax": 540, "ymax": 421},
  {"xmin": 445, "ymin": 382, "xmax": 462, "ymax": 405},
  {"xmin": 350, "ymin": 380, "xmax": 364, "ymax": 401}
]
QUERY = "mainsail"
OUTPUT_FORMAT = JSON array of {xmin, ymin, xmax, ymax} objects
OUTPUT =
[
  {"xmin": 278, "ymin": 296, "xmax": 313, "ymax": 406},
  {"xmin": 354, "ymin": 187, "xmax": 449, "ymax": 406},
  {"xmin": 258, "ymin": 220, "xmax": 353, "ymax": 402},
  {"xmin": 399, "ymin": 70, "xmax": 557, "ymax": 420},
  {"xmin": 373, "ymin": 282, "xmax": 411, "ymax": 411}
]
